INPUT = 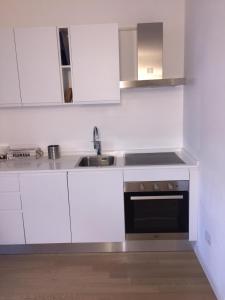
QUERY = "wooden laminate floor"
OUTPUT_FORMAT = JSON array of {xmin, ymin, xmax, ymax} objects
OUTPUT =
[{"xmin": 0, "ymin": 252, "xmax": 216, "ymax": 300}]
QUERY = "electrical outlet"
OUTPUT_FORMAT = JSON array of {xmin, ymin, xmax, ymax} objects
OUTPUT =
[
  {"xmin": 147, "ymin": 67, "xmax": 154, "ymax": 74},
  {"xmin": 205, "ymin": 230, "xmax": 212, "ymax": 246}
]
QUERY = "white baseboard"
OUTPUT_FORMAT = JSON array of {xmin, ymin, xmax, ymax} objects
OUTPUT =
[{"xmin": 194, "ymin": 244, "xmax": 223, "ymax": 300}]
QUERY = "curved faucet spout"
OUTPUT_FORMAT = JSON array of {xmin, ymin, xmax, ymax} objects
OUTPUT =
[{"xmin": 93, "ymin": 126, "xmax": 102, "ymax": 156}]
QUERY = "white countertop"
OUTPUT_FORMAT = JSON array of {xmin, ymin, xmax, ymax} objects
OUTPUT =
[{"xmin": 0, "ymin": 149, "xmax": 198, "ymax": 174}]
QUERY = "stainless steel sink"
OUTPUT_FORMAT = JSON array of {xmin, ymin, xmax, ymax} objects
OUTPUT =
[{"xmin": 77, "ymin": 155, "xmax": 115, "ymax": 167}]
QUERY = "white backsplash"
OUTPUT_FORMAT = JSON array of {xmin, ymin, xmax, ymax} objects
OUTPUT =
[{"xmin": 0, "ymin": 87, "xmax": 183, "ymax": 154}]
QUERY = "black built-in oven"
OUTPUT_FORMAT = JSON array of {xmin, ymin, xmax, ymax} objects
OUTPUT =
[{"xmin": 124, "ymin": 181, "xmax": 189, "ymax": 240}]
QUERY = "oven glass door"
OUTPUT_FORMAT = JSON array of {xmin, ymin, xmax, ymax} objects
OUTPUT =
[{"xmin": 124, "ymin": 191, "xmax": 189, "ymax": 234}]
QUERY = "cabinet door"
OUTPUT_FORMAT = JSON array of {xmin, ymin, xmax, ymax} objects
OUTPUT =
[
  {"xmin": 20, "ymin": 172, "xmax": 71, "ymax": 244},
  {"xmin": 70, "ymin": 23, "xmax": 120, "ymax": 104},
  {"xmin": 0, "ymin": 211, "xmax": 25, "ymax": 245},
  {"xmin": 0, "ymin": 28, "xmax": 21, "ymax": 105},
  {"xmin": 0, "ymin": 174, "xmax": 20, "ymax": 192},
  {"xmin": 15, "ymin": 27, "xmax": 62, "ymax": 104},
  {"xmin": 68, "ymin": 169, "xmax": 125, "ymax": 243}
]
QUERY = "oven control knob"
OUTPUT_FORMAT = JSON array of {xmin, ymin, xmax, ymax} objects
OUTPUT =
[
  {"xmin": 153, "ymin": 183, "xmax": 159, "ymax": 191},
  {"xmin": 168, "ymin": 183, "xmax": 174, "ymax": 191},
  {"xmin": 140, "ymin": 183, "xmax": 145, "ymax": 191}
]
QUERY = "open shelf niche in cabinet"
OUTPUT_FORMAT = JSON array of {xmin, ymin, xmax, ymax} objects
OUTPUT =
[{"xmin": 58, "ymin": 28, "xmax": 73, "ymax": 104}]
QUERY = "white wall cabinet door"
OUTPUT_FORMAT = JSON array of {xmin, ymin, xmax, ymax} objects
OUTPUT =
[
  {"xmin": 15, "ymin": 27, "xmax": 62, "ymax": 104},
  {"xmin": 20, "ymin": 172, "xmax": 71, "ymax": 244},
  {"xmin": 0, "ymin": 211, "xmax": 25, "ymax": 245},
  {"xmin": 0, "ymin": 28, "xmax": 21, "ymax": 105},
  {"xmin": 70, "ymin": 23, "xmax": 120, "ymax": 104},
  {"xmin": 68, "ymin": 169, "xmax": 125, "ymax": 243}
]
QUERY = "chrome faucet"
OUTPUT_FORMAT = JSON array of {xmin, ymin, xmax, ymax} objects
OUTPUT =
[{"xmin": 93, "ymin": 126, "xmax": 102, "ymax": 156}]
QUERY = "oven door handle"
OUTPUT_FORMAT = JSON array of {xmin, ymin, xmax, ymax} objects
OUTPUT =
[{"xmin": 130, "ymin": 195, "xmax": 184, "ymax": 201}]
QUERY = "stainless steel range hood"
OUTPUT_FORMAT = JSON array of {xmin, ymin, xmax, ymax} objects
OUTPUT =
[
  {"xmin": 120, "ymin": 23, "xmax": 185, "ymax": 89},
  {"xmin": 137, "ymin": 23, "xmax": 163, "ymax": 80}
]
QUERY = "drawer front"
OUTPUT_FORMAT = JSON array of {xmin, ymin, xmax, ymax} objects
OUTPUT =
[
  {"xmin": 0, "ymin": 211, "xmax": 25, "ymax": 245},
  {"xmin": 0, "ymin": 175, "xmax": 19, "ymax": 192},
  {"xmin": 124, "ymin": 168, "xmax": 189, "ymax": 182},
  {"xmin": 0, "ymin": 192, "xmax": 21, "ymax": 210}
]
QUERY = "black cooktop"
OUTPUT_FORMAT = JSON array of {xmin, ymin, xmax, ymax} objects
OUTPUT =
[{"xmin": 125, "ymin": 152, "xmax": 185, "ymax": 166}]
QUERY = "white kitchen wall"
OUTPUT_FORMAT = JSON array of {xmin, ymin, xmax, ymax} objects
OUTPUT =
[
  {"xmin": 0, "ymin": 88, "xmax": 183, "ymax": 152},
  {"xmin": 184, "ymin": 1, "xmax": 225, "ymax": 299},
  {"xmin": 0, "ymin": 0, "xmax": 185, "ymax": 152}
]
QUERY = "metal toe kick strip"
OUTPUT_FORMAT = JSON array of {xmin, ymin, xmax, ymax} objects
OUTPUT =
[{"xmin": 0, "ymin": 240, "xmax": 192, "ymax": 255}]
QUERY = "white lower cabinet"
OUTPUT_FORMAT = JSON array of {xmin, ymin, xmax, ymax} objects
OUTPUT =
[
  {"xmin": 0, "ymin": 211, "xmax": 25, "ymax": 245},
  {"xmin": 68, "ymin": 169, "xmax": 125, "ymax": 243},
  {"xmin": 0, "ymin": 174, "xmax": 25, "ymax": 245},
  {"xmin": 20, "ymin": 172, "xmax": 71, "ymax": 244}
]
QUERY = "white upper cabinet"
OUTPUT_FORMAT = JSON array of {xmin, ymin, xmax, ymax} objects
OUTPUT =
[
  {"xmin": 15, "ymin": 27, "xmax": 62, "ymax": 104},
  {"xmin": 0, "ymin": 28, "xmax": 21, "ymax": 105},
  {"xmin": 70, "ymin": 23, "xmax": 120, "ymax": 104}
]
